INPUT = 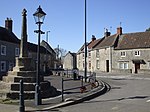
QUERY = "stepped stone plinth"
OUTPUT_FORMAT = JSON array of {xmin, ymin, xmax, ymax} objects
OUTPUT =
[{"xmin": 0, "ymin": 9, "xmax": 60, "ymax": 100}]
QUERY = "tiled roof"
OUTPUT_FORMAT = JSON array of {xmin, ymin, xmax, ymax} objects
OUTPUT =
[
  {"xmin": 0, "ymin": 27, "xmax": 20, "ymax": 43},
  {"xmin": 77, "ymin": 38, "xmax": 103, "ymax": 53},
  {"xmin": 88, "ymin": 38, "xmax": 102, "ymax": 49},
  {"xmin": 95, "ymin": 34, "xmax": 117, "ymax": 48},
  {"xmin": 115, "ymin": 32, "xmax": 150, "ymax": 49}
]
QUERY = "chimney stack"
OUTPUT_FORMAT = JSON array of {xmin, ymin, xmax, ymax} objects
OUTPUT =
[
  {"xmin": 5, "ymin": 18, "xmax": 13, "ymax": 32},
  {"xmin": 104, "ymin": 29, "xmax": 111, "ymax": 37},
  {"xmin": 91, "ymin": 35, "xmax": 96, "ymax": 41},
  {"xmin": 117, "ymin": 27, "xmax": 122, "ymax": 35}
]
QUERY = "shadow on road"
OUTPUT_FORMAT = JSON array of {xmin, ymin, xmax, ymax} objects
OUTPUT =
[{"xmin": 84, "ymin": 95, "xmax": 150, "ymax": 104}]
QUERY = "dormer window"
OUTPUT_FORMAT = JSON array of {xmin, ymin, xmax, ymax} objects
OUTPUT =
[{"xmin": 121, "ymin": 51, "xmax": 126, "ymax": 57}]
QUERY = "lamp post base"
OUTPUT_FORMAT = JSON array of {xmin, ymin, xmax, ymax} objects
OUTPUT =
[{"xmin": 35, "ymin": 84, "xmax": 41, "ymax": 105}]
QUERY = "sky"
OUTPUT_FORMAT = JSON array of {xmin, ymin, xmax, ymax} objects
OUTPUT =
[{"xmin": 0, "ymin": 0, "xmax": 150, "ymax": 52}]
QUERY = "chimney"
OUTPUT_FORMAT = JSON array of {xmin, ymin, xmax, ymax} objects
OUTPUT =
[
  {"xmin": 104, "ymin": 29, "xmax": 111, "ymax": 37},
  {"xmin": 117, "ymin": 27, "xmax": 122, "ymax": 35},
  {"xmin": 5, "ymin": 18, "xmax": 13, "ymax": 32},
  {"xmin": 92, "ymin": 35, "xmax": 96, "ymax": 41}
]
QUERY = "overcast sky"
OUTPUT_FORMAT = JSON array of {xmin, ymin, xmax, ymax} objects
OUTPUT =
[{"xmin": 0, "ymin": 0, "xmax": 150, "ymax": 52}]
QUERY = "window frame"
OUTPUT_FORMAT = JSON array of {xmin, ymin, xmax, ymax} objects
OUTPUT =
[
  {"xmin": 1, "ymin": 45, "xmax": 6, "ymax": 55},
  {"xmin": 121, "ymin": 51, "xmax": 126, "ymax": 57},
  {"xmin": 96, "ymin": 49, "xmax": 99, "ymax": 58},
  {"xmin": 15, "ymin": 47, "xmax": 19, "ymax": 56},
  {"xmin": 96, "ymin": 60, "xmax": 100, "ymax": 69},
  {"xmin": 135, "ymin": 51, "xmax": 140, "ymax": 56},
  {"xmin": 1, "ymin": 61, "xmax": 6, "ymax": 72},
  {"xmin": 119, "ymin": 62, "xmax": 128, "ymax": 69}
]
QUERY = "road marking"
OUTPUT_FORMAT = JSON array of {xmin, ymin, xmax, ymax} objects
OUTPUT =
[
  {"xmin": 112, "ymin": 106, "xmax": 118, "ymax": 110},
  {"xmin": 146, "ymin": 100, "xmax": 150, "ymax": 102}
]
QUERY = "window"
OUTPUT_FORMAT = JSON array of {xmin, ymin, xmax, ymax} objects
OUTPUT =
[
  {"xmin": 89, "ymin": 61, "xmax": 91, "ymax": 69},
  {"xmin": 88, "ymin": 52, "xmax": 91, "ymax": 58},
  {"xmin": 135, "ymin": 51, "xmax": 140, "ymax": 56},
  {"xmin": 82, "ymin": 53, "xmax": 84, "ymax": 59},
  {"xmin": 96, "ymin": 60, "xmax": 100, "ymax": 69},
  {"xmin": 121, "ymin": 51, "xmax": 126, "ymax": 57},
  {"xmin": 15, "ymin": 48, "xmax": 19, "ymax": 56},
  {"xmin": 83, "ymin": 61, "xmax": 84, "ymax": 68},
  {"xmin": 1, "ymin": 61, "xmax": 6, "ymax": 72},
  {"xmin": 1, "ymin": 45, "xmax": 6, "ymax": 55},
  {"xmin": 96, "ymin": 50, "xmax": 99, "ymax": 58},
  {"xmin": 119, "ymin": 62, "xmax": 128, "ymax": 69}
]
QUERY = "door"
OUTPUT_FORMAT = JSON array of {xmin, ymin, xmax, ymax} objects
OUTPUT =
[
  {"xmin": 106, "ymin": 60, "xmax": 109, "ymax": 72},
  {"xmin": 135, "ymin": 63, "xmax": 140, "ymax": 73}
]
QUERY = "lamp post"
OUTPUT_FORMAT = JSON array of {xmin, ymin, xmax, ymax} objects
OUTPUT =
[
  {"xmin": 45, "ymin": 31, "xmax": 50, "ymax": 72},
  {"xmin": 84, "ymin": 0, "xmax": 87, "ymax": 82},
  {"xmin": 33, "ymin": 5, "xmax": 46, "ymax": 105}
]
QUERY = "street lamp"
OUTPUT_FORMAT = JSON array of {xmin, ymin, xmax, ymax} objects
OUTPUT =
[{"xmin": 33, "ymin": 5, "xmax": 46, "ymax": 105}]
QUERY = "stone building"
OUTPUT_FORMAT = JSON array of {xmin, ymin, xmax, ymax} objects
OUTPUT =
[
  {"xmin": 0, "ymin": 18, "xmax": 56, "ymax": 77},
  {"xmin": 0, "ymin": 18, "xmax": 20, "ymax": 76},
  {"xmin": 112, "ymin": 30, "xmax": 150, "ymax": 74},
  {"xmin": 63, "ymin": 51, "xmax": 77, "ymax": 70},
  {"xmin": 77, "ymin": 35, "xmax": 102, "ymax": 72},
  {"xmin": 77, "ymin": 27, "xmax": 150, "ymax": 74}
]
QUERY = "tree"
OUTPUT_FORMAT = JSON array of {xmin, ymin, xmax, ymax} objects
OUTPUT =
[
  {"xmin": 146, "ymin": 27, "xmax": 150, "ymax": 32},
  {"xmin": 54, "ymin": 46, "xmax": 67, "ymax": 59}
]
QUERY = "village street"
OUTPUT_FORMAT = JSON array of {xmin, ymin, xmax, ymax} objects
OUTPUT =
[{"xmin": 59, "ymin": 73, "xmax": 150, "ymax": 112}]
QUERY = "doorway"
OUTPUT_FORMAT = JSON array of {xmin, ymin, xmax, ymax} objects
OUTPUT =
[
  {"xmin": 106, "ymin": 60, "xmax": 109, "ymax": 72},
  {"xmin": 134, "ymin": 63, "xmax": 140, "ymax": 73}
]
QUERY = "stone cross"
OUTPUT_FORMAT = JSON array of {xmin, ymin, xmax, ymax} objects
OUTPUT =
[{"xmin": 20, "ymin": 9, "xmax": 28, "ymax": 57}]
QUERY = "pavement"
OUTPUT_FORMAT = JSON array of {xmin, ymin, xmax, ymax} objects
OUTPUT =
[{"xmin": 0, "ymin": 75, "xmax": 107, "ymax": 112}]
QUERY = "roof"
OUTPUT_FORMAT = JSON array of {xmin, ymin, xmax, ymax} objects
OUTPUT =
[
  {"xmin": 115, "ymin": 32, "xmax": 150, "ymax": 50},
  {"xmin": 0, "ymin": 26, "xmax": 20, "ymax": 44},
  {"xmin": 40, "ymin": 40, "xmax": 56, "ymax": 55},
  {"xmin": 77, "ymin": 38, "xmax": 103, "ymax": 53},
  {"xmin": 65, "ymin": 51, "xmax": 76, "ymax": 57},
  {"xmin": 95, "ymin": 34, "xmax": 118, "ymax": 48},
  {"xmin": 88, "ymin": 38, "xmax": 103, "ymax": 49},
  {"xmin": 28, "ymin": 42, "xmax": 52, "ymax": 54},
  {"xmin": 0, "ymin": 26, "xmax": 55, "ymax": 55}
]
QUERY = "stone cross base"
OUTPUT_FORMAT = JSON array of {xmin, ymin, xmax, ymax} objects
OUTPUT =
[{"xmin": 0, "ymin": 57, "xmax": 60, "ymax": 100}]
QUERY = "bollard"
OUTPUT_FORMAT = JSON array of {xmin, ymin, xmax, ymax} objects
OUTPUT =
[
  {"xmin": 81, "ymin": 76, "xmax": 83, "ymax": 87},
  {"xmin": 61, "ymin": 78, "xmax": 64, "ymax": 102},
  {"xmin": 19, "ymin": 79, "xmax": 25, "ymax": 112}
]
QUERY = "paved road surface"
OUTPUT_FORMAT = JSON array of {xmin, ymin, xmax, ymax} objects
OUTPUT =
[{"xmin": 58, "ymin": 73, "xmax": 150, "ymax": 112}]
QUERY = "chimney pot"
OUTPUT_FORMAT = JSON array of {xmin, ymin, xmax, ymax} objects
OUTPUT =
[
  {"xmin": 117, "ymin": 27, "xmax": 122, "ymax": 35},
  {"xmin": 5, "ymin": 18, "xmax": 13, "ymax": 32},
  {"xmin": 92, "ymin": 35, "xmax": 96, "ymax": 41},
  {"xmin": 104, "ymin": 29, "xmax": 111, "ymax": 37}
]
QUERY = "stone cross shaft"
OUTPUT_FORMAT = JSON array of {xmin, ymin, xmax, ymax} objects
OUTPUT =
[{"xmin": 20, "ymin": 9, "xmax": 28, "ymax": 57}]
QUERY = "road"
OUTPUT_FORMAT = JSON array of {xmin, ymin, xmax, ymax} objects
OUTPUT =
[{"xmin": 58, "ymin": 73, "xmax": 150, "ymax": 112}]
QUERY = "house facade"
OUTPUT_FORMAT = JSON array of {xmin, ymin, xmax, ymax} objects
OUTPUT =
[
  {"xmin": 112, "ymin": 31, "xmax": 150, "ymax": 74},
  {"xmin": 63, "ymin": 51, "xmax": 77, "ymax": 70},
  {"xmin": 77, "ymin": 27, "xmax": 150, "ymax": 74},
  {"xmin": 0, "ymin": 18, "xmax": 56, "ymax": 77}
]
